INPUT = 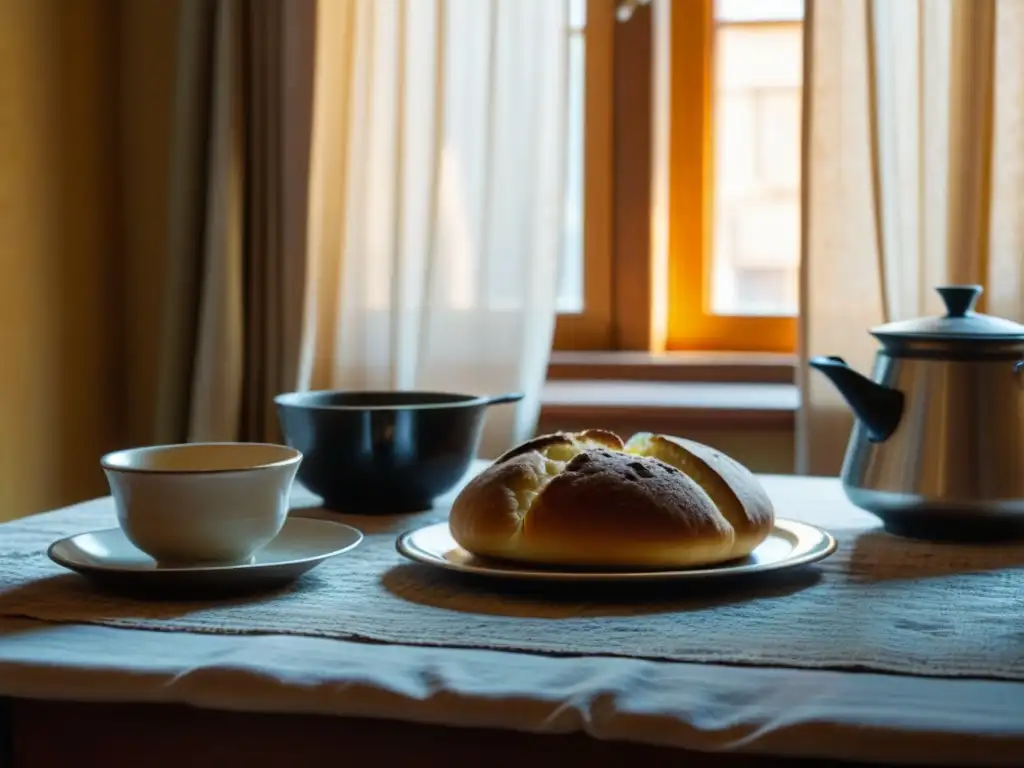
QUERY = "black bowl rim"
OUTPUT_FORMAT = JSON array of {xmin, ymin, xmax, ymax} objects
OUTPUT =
[{"xmin": 274, "ymin": 390, "xmax": 519, "ymax": 411}]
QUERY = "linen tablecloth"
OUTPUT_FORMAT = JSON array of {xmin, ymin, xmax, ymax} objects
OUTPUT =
[
  {"xmin": 0, "ymin": 471, "xmax": 1022, "ymax": 681},
  {"xmin": 2, "ymin": 473, "xmax": 1024, "ymax": 765}
]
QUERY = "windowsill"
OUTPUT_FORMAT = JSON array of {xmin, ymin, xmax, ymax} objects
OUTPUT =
[
  {"xmin": 542, "ymin": 351, "xmax": 798, "ymax": 431},
  {"xmin": 547, "ymin": 350, "xmax": 797, "ymax": 383}
]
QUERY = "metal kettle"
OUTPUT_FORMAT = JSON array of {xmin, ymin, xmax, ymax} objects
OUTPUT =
[{"xmin": 809, "ymin": 285, "xmax": 1024, "ymax": 533}]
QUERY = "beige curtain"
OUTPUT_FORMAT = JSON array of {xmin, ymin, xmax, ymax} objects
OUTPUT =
[
  {"xmin": 798, "ymin": 0, "xmax": 1024, "ymax": 475},
  {"xmin": 132, "ymin": 0, "xmax": 315, "ymax": 446},
  {"xmin": 302, "ymin": 0, "xmax": 568, "ymax": 459}
]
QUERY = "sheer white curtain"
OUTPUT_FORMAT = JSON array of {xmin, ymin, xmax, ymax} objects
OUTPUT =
[
  {"xmin": 799, "ymin": 0, "xmax": 1024, "ymax": 475},
  {"xmin": 302, "ymin": 0, "xmax": 568, "ymax": 458}
]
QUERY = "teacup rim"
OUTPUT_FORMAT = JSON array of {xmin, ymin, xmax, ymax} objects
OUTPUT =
[{"xmin": 101, "ymin": 442, "xmax": 302, "ymax": 476}]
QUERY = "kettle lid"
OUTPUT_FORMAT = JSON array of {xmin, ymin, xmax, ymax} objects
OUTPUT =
[{"xmin": 871, "ymin": 285, "xmax": 1024, "ymax": 345}]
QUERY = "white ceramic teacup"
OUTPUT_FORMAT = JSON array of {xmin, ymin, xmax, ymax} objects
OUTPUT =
[{"xmin": 100, "ymin": 442, "xmax": 303, "ymax": 567}]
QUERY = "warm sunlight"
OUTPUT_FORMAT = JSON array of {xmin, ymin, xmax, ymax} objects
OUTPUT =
[{"xmin": 710, "ymin": 0, "xmax": 803, "ymax": 316}]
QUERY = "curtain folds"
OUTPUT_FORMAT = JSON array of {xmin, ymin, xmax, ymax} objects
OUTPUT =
[
  {"xmin": 302, "ymin": 0, "xmax": 568, "ymax": 458},
  {"xmin": 123, "ymin": 0, "xmax": 563, "ymax": 460},
  {"xmin": 799, "ymin": 0, "xmax": 1024, "ymax": 476},
  {"xmin": 1, "ymin": 0, "xmax": 563, "ymax": 514},
  {"xmin": 150, "ymin": 0, "xmax": 315, "ymax": 445}
]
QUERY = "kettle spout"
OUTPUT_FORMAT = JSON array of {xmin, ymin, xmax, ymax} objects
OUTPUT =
[{"xmin": 808, "ymin": 356, "xmax": 904, "ymax": 442}]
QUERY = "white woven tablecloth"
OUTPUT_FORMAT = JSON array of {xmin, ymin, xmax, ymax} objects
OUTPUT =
[
  {"xmin": 0, "ymin": 473, "xmax": 1022, "ymax": 680},
  {"xmin": 1, "ymin": 472, "xmax": 1023, "ymax": 765},
  {"xmin": 0, "ymin": 615, "xmax": 1022, "ymax": 766}
]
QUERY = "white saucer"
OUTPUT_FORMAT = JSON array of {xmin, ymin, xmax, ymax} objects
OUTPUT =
[
  {"xmin": 396, "ymin": 519, "xmax": 836, "ymax": 583},
  {"xmin": 48, "ymin": 517, "xmax": 363, "ymax": 595}
]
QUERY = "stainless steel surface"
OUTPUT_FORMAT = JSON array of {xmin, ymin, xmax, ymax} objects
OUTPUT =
[
  {"xmin": 871, "ymin": 284, "xmax": 1024, "ymax": 349},
  {"xmin": 811, "ymin": 284, "xmax": 1024, "ymax": 535},
  {"xmin": 840, "ymin": 354, "xmax": 1024, "ymax": 523},
  {"xmin": 396, "ymin": 520, "xmax": 837, "ymax": 582}
]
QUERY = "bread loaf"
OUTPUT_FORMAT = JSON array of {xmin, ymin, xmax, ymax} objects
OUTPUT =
[{"xmin": 448, "ymin": 430, "xmax": 774, "ymax": 569}]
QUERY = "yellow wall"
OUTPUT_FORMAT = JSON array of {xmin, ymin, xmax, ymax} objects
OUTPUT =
[
  {"xmin": 0, "ymin": 0, "xmax": 185, "ymax": 520},
  {"xmin": 0, "ymin": 0, "xmax": 121, "ymax": 519}
]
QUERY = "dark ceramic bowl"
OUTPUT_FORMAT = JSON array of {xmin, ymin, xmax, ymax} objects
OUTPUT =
[{"xmin": 274, "ymin": 390, "xmax": 523, "ymax": 514}]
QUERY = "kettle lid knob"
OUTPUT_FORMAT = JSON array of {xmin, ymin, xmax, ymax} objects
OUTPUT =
[{"xmin": 935, "ymin": 285, "xmax": 983, "ymax": 318}]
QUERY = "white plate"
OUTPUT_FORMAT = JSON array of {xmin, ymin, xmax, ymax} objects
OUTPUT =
[
  {"xmin": 396, "ymin": 519, "xmax": 836, "ymax": 582},
  {"xmin": 48, "ymin": 517, "xmax": 363, "ymax": 596}
]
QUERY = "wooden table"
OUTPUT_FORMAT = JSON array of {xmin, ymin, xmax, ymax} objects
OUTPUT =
[{"xmin": 6, "ymin": 699, "xmax": 860, "ymax": 768}]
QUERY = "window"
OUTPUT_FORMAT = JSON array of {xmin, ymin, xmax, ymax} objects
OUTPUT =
[
  {"xmin": 554, "ymin": 0, "xmax": 614, "ymax": 350},
  {"xmin": 554, "ymin": 0, "xmax": 803, "ymax": 354},
  {"xmin": 556, "ymin": 0, "xmax": 589, "ymax": 316}
]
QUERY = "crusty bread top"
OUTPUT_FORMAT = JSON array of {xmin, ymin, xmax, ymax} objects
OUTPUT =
[
  {"xmin": 448, "ymin": 429, "xmax": 776, "ymax": 568},
  {"xmin": 494, "ymin": 429, "xmax": 624, "ymax": 466},
  {"xmin": 624, "ymin": 432, "xmax": 774, "ymax": 546},
  {"xmin": 523, "ymin": 447, "xmax": 732, "ymax": 545},
  {"xmin": 661, "ymin": 434, "xmax": 773, "ymax": 533}
]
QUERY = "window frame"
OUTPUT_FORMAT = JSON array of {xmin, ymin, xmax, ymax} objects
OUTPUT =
[
  {"xmin": 552, "ymin": 0, "xmax": 615, "ymax": 351},
  {"xmin": 553, "ymin": 0, "xmax": 799, "ymax": 355}
]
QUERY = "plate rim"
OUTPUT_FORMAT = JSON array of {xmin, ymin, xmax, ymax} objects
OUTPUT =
[
  {"xmin": 395, "ymin": 518, "xmax": 837, "ymax": 582},
  {"xmin": 47, "ymin": 517, "xmax": 364, "ymax": 575}
]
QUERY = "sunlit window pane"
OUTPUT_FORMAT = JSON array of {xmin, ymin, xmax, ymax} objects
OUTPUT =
[
  {"xmin": 568, "ymin": 0, "xmax": 587, "ymax": 30},
  {"xmin": 710, "ymin": 0, "xmax": 803, "ymax": 317},
  {"xmin": 558, "ymin": 1, "xmax": 586, "ymax": 313},
  {"xmin": 716, "ymin": 0, "xmax": 804, "ymax": 23}
]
